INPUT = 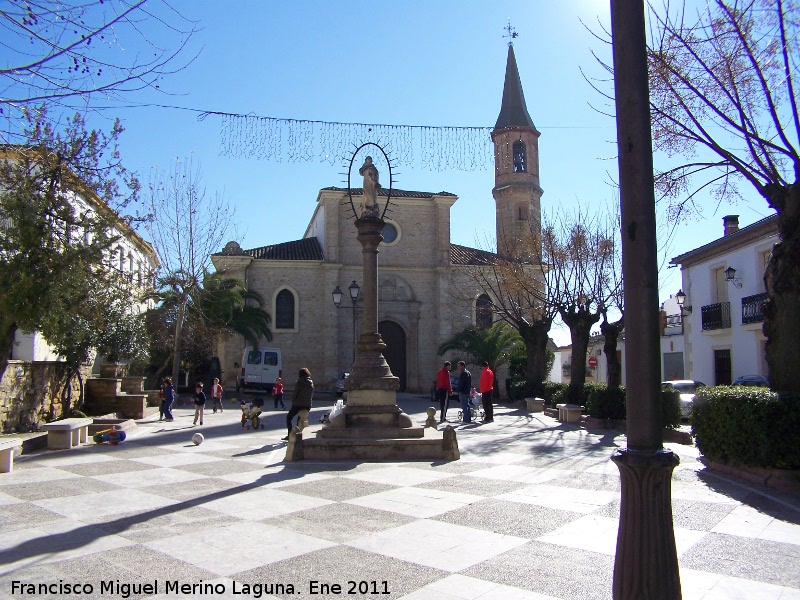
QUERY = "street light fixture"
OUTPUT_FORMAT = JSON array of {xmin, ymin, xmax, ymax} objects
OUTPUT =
[
  {"xmin": 725, "ymin": 266, "xmax": 743, "ymax": 288},
  {"xmin": 675, "ymin": 289, "xmax": 691, "ymax": 313},
  {"xmin": 332, "ymin": 281, "xmax": 360, "ymax": 364}
]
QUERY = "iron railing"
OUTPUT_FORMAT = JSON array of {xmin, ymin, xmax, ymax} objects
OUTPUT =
[
  {"xmin": 701, "ymin": 302, "xmax": 731, "ymax": 331},
  {"xmin": 742, "ymin": 293, "xmax": 768, "ymax": 325}
]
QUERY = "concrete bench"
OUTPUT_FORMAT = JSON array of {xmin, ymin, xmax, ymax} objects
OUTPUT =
[
  {"xmin": 556, "ymin": 403, "xmax": 584, "ymax": 423},
  {"xmin": 41, "ymin": 418, "xmax": 94, "ymax": 450},
  {"xmin": 0, "ymin": 438, "xmax": 22, "ymax": 473},
  {"xmin": 525, "ymin": 397, "xmax": 545, "ymax": 413}
]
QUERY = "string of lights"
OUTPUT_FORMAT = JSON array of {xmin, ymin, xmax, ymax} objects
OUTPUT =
[{"xmin": 217, "ymin": 113, "xmax": 494, "ymax": 171}]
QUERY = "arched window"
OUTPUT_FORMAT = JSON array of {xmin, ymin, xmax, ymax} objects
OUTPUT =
[
  {"xmin": 513, "ymin": 140, "xmax": 526, "ymax": 172},
  {"xmin": 275, "ymin": 289, "xmax": 296, "ymax": 330},
  {"xmin": 475, "ymin": 294, "xmax": 493, "ymax": 329}
]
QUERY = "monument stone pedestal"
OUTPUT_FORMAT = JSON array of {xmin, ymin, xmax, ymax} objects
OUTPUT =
[{"xmin": 285, "ymin": 216, "xmax": 458, "ymax": 462}]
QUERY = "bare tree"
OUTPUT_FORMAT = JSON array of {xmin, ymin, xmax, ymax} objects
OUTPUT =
[
  {"xmin": 647, "ymin": 0, "xmax": 800, "ymax": 392},
  {"xmin": 543, "ymin": 207, "xmax": 622, "ymax": 390},
  {"xmin": 461, "ymin": 240, "xmax": 558, "ymax": 395},
  {"xmin": 0, "ymin": 0, "xmax": 198, "ymax": 140},
  {"xmin": 145, "ymin": 156, "xmax": 235, "ymax": 387}
]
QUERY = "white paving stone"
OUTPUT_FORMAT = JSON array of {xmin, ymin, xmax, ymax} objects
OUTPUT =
[
  {"xmin": 496, "ymin": 484, "xmax": 617, "ymax": 513},
  {"xmin": 342, "ymin": 465, "xmax": 455, "ymax": 487},
  {"xmin": 348, "ymin": 520, "xmax": 528, "ymax": 572},
  {"xmin": 345, "ymin": 486, "xmax": 482, "ymax": 518}
]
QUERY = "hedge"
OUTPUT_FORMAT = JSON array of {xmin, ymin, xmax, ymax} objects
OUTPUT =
[
  {"xmin": 692, "ymin": 387, "xmax": 800, "ymax": 470},
  {"xmin": 567, "ymin": 382, "xmax": 681, "ymax": 429}
]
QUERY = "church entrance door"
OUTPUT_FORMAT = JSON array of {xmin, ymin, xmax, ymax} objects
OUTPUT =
[{"xmin": 379, "ymin": 320, "xmax": 406, "ymax": 392}]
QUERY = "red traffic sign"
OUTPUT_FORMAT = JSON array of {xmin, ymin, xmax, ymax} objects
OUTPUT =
[{"xmin": 588, "ymin": 356, "xmax": 598, "ymax": 368}]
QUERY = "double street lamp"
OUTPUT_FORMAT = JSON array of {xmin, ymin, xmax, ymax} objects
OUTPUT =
[{"xmin": 332, "ymin": 280, "xmax": 361, "ymax": 364}]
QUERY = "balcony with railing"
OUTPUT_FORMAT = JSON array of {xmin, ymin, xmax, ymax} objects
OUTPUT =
[
  {"xmin": 701, "ymin": 302, "xmax": 731, "ymax": 331},
  {"xmin": 742, "ymin": 293, "xmax": 768, "ymax": 325}
]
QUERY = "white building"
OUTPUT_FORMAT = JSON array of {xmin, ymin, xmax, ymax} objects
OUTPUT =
[
  {"xmin": 3, "ymin": 148, "xmax": 159, "ymax": 365},
  {"xmin": 670, "ymin": 214, "xmax": 778, "ymax": 385}
]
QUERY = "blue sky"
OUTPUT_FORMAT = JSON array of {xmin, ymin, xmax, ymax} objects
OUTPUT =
[{"xmin": 8, "ymin": 1, "xmax": 777, "ymax": 344}]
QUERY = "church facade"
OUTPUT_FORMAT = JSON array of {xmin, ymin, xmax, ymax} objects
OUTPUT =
[{"xmin": 211, "ymin": 45, "xmax": 542, "ymax": 393}]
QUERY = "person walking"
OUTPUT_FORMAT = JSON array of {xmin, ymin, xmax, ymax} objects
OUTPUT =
[
  {"xmin": 162, "ymin": 378, "xmax": 175, "ymax": 422},
  {"xmin": 193, "ymin": 382, "xmax": 206, "ymax": 426},
  {"xmin": 273, "ymin": 377, "xmax": 285, "ymax": 410},
  {"xmin": 210, "ymin": 377, "xmax": 224, "ymax": 413},
  {"xmin": 479, "ymin": 361, "xmax": 494, "ymax": 423},
  {"xmin": 283, "ymin": 368, "xmax": 313, "ymax": 441},
  {"xmin": 435, "ymin": 361, "xmax": 453, "ymax": 423},
  {"xmin": 456, "ymin": 361, "xmax": 473, "ymax": 424}
]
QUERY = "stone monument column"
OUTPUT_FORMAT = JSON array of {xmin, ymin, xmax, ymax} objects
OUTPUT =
[{"xmin": 345, "ymin": 216, "xmax": 400, "ymax": 408}]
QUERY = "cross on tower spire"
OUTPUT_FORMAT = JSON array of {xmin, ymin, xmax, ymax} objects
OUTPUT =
[{"xmin": 503, "ymin": 21, "xmax": 518, "ymax": 47}]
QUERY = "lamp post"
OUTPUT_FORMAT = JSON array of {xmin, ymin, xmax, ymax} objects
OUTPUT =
[{"xmin": 332, "ymin": 280, "xmax": 360, "ymax": 364}]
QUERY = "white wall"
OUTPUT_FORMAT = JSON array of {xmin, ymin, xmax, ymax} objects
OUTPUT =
[{"xmin": 680, "ymin": 236, "xmax": 775, "ymax": 385}]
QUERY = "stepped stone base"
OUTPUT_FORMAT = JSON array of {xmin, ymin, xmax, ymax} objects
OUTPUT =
[
  {"xmin": 287, "ymin": 404, "xmax": 459, "ymax": 462},
  {"xmin": 84, "ymin": 377, "xmax": 150, "ymax": 419}
]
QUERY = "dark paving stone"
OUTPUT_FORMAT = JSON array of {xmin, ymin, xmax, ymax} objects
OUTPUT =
[
  {"xmin": 416, "ymin": 475, "xmax": 527, "ymax": 497},
  {"xmin": 542, "ymin": 471, "xmax": 621, "ymax": 493},
  {"xmin": 99, "ymin": 545, "xmax": 219, "ymax": 583},
  {"xmin": 462, "ymin": 540, "xmax": 614, "ymax": 600},
  {"xmin": 671, "ymin": 499, "xmax": 737, "ymax": 531},
  {"xmin": 434, "ymin": 499, "xmax": 585, "ymax": 539},
  {"xmin": 171, "ymin": 459, "xmax": 267, "ymax": 477},
  {"xmin": 235, "ymin": 545, "xmax": 446, "ymax": 599},
  {"xmin": 41, "ymin": 553, "xmax": 153, "ymax": 600},
  {"xmin": 139, "ymin": 477, "xmax": 244, "ymax": 502},
  {"xmin": 679, "ymin": 532, "xmax": 800, "ymax": 588},
  {"xmin": 0, "ymin": 502, "xmax": 70, "ymax": 532},
  {"xmin": 394, "ymin": 460, "xmax": 494, "ymax": 475},
  {"xmin": 277, "ymin": 476, "xmax": 396, "ymax": 501},
  {"xmin": 96, "ymin": 507, "xmax": 242, "ymax": 541},
  {"xmin": 0, "ymin": 477, "xmax": 123, "ymax": 501},
  {"xmin": 57, "ymin": 459, "xmax": 160, "ymax": 477},
  {"xmin": 262, "ymin": 503, "xmax": 414, "ymax": 543}
]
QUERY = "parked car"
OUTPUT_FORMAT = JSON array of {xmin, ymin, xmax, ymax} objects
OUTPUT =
[
  {"xmin": 661, "ymin": 380, "xmax": 706, "ymax": 418},
  {"xmin": 732, "ymin": 375, "xmax": 770, "ymax": 387},
  {"xmin": 334, "ymin": 372, "xmax": 349, "ymax": 397}
]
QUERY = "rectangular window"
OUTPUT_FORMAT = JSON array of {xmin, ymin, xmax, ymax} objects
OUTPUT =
[
  {"xmin": 247, "ymin": 351, "xmax": 262, "ymax": 365},
  {"xmin": 263, "ymin": 352, "xmax": 278, "ymax": 367}
]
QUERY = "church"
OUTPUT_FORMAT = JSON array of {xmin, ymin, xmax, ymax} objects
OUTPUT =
[{"xmin": 211, "ymin": 45, "xmax": 543, "ymax": 394}]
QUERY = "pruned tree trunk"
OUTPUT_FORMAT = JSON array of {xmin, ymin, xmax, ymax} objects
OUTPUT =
[
  {"xmin": 764, "ymin": 184, "xmax": 800, "ymax": 393},
  {"xmin": 521, "ymin": 318, "xmax": 553, "ymax": 394},
  {"xmin": 171, "ymin": 297, "xmax": 188, "ymax": 388},
  {"xmin": 601, "ymin": 315, "xmax": 624, "ymax": 387}
]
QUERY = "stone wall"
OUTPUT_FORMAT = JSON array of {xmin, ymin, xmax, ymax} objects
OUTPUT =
[{"xmin": 0, "ymin": 361, "xmax": 90, "ymax": 433}]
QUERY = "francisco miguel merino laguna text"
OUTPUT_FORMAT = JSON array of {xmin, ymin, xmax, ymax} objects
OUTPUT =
[{"xmin": 11, "ymin": 579, "xmax": 301, "ymax": 598}]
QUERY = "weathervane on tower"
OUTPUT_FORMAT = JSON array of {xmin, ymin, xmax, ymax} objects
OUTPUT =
[{"xmin": 503, "ymin": 21, "xmax": 518, "ymax": 46}]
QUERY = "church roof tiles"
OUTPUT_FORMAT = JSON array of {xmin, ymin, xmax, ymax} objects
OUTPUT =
[
  {"xmin": 244, "ymin": 237, "xmax": 324, "ymax": 261},
  {"xmin": 450, "ymin": 243, "xmax": 498, "ymax": 265}
]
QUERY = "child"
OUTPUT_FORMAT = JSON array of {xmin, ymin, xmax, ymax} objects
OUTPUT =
[
  {"xmin": 211, "ymin": 377, "xmax": 224, "ymax": 413},
  {"xmin": 273, "ymin": 377, "xmax": 285, "ymax": 409},
  {"xmin": 162, "ymin": 378, "xmax": 175, "ymax": 422},
  {"xmin": 193, "ymin": 382, "xmax": 206, "ymax": 426}
]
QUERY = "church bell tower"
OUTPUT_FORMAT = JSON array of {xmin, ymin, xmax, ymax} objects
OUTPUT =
[{"xmin": 492, "ymin": 43, "xmax": 542, "ymax": 257}]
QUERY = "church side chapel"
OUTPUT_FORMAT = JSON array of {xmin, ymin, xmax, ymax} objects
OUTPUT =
[{"xmin": 211, "ymin": 45, "xmax": 543, "ymax": 393}]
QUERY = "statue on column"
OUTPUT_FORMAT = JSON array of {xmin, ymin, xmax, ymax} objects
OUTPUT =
[{"xmin": 358, "ymin": 156, "xmax": 381, "ymax": 218}]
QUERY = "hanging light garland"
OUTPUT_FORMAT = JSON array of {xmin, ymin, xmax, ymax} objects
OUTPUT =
[{"xmin": 217, "ymin": 113, "xmax": 494, "ymax": 171}]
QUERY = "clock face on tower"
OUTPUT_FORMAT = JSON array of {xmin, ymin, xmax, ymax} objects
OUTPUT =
[{"xmin": 382, "ymin": 221, "xmax": 398, "ymax": 244}]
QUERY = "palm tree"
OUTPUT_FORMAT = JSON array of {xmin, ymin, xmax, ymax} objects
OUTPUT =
[
  {"xmin": 192, "ymin": 271, "xmax": 272, "ymax": 347},
  {"xmin": 438, "ymin": 323, "xmax": 521, "ymax": 396}
]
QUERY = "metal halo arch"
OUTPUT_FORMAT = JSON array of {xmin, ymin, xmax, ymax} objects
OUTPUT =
[{"xmin": 346, "ymin": 142, "xmax": 394, "ymax": 221}]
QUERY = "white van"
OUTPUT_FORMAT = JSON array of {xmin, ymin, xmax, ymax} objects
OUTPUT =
[{"xmin": 238, "ymin": 346, "xmax": 282, "ymax": 393}]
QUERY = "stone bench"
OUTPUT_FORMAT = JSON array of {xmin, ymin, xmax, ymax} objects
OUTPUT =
[
  {"xmin": 0, "ymin": 438, "xmax": 22, "ymax": 473},
  {"xmin": 556, "ymin": 403, "xmax": 584, "ymax": 423},
  {"xmin": 525, "ymin": 397, "xmax": 545, "ymax": 413},
  {"xmin": 41, "ymin": 418, "xmax": 94, "ymax": 450}
]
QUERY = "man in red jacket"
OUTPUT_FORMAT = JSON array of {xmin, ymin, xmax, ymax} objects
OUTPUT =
[
  {"xmin": 435, "ymin": 361, "xmax": 453, "ymax": 423},
  {"xmin": 479, "ymin": 361, "xmax": 494, "ymax": 423}
]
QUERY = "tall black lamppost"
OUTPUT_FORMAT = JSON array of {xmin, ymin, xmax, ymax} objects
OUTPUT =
[{"xmin": 332, "ymin": 280, "xmax": 360, "ymax": 364}]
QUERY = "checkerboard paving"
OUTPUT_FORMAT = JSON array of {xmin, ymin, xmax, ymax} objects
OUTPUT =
[{"xmin": 0, "ymin": 399, "xmax": 799, "ymax": 600}]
